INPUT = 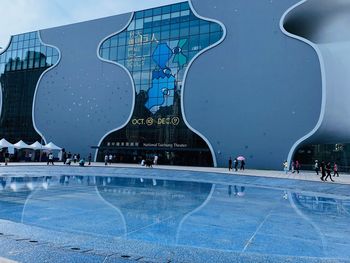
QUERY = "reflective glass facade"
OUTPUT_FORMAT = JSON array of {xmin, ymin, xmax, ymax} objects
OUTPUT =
[
  {"xmin": 294, "ymin": 143, "xmax": 350, "ymax": 172},
  {"xmin": 97, "ymin": 2, "xmax": 223, "ymax": 166},
  {"xmin": 0, "ymin": 32, "xmax": 59, "ymax": 143}
]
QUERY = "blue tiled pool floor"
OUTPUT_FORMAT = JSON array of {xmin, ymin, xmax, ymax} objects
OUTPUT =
[{"xmin": 0, "ymin": 166, "xmax": 350, "ymax": 263}]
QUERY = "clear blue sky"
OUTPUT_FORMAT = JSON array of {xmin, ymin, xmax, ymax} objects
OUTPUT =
[{"xmin": 0, "ymin": 0, "xmax": 184, "ymax": 49}]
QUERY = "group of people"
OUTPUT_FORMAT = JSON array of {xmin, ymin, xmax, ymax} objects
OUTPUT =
[
  {"xmin": 282, "ymin": 160, "xmax": 301, "ymax": 174},
  {"xmin": 141, "ymin": 155, "xmax": 158, "ymax": 168},
  {"xmin": 228, "ymin": 157, "xmax": 245, "ymax": 171},
  {"xmin": 314, "ymin": 160, "xmax": 339, "ymax": 182}
]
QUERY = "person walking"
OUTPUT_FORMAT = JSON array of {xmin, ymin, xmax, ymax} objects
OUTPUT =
[
  {"xmin": 291, "ymin": 161, "xmax": 295, "ymax": 173},
  {"xmin": 295, "ymin": 160, "xmax": 300, "ymax": 174},
  {"xmin": 314, "ymin": 160, "xmax": 319, "ymax": 175},
  {"xmin": 104, "ymin": 154, "xmax": 108, "ymax": 165},
  {"xmin": 283, "ymin": 160, "xmax": 288, "ymax": 174},
  {"xmin": 228, "ymin": 157, "xmax": 232, "ymax": 171},
  {"xmin": 88, "ymin": 153, "xmax": 92, "ymax": 165},
  {"xmin": 333, "ymin": 162, "xmax": 339, "ymax": 177},
  {"xmin": 73, "ymin": 154, "xmax": 77, "ymax": 163},
  {"xmin": 108, "ymin": 154, "xmax": 113, "ymax": 165},
  {"xmin": 324, "ymin": 162, "xmax": 334, "ymax": 182},
  {"xmin": 4, "ymin": 151, "xmax": 10, "ymax": 166},
  {"xmin": 240, "ymin": 159, "xmax": 245, "ymax": 170},
  {"xmin": 234, "ymin": 158, "xmax": 238, "ymax": 171},
  {"xmin": 47, "ymin": 152, "xmax": 54, "ymax": 165},
  {"xmin": 320, "ymin": 161, "xmax": 326, "ymax": 181},
  {"xmin": 153, "ymin": 155, "xmax": 158, "ymax": 165}
]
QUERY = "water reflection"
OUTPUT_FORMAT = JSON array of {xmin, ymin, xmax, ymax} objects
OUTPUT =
[{"xmin": 0, "ymin": 175, "xmax": 349, "ymax": 258}]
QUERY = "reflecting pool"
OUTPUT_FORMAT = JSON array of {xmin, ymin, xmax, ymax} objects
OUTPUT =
[{"xmin": 0, "ymin": 171, "xmax": 350, "ymax": 262}]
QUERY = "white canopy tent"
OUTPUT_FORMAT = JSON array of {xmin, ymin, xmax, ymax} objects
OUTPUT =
[
  {"xmin": 44, "ymin": 142, "xmax": 62, "ymax": 151},
  {"xmin": 13, "ymin": 140, "xmax": 32, "ymax": 149},
  {"xmin": 29, "ymin": 141, "xmax": 46, "ymax": 150},
  {"xmin": 0, "ymin": 138, "xmax": 14, "ymax": 148}
]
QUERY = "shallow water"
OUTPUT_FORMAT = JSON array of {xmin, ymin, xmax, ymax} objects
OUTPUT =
[{"xmin": 1, "ymin": 171, "xmax": 350, "ymax": 261}]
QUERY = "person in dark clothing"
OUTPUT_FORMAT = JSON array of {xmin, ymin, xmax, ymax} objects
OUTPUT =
[
  {"xmin": 62, "ymin": 152, "xmax": 67, "ymax": 164},
  {"xmin": 88, "ymin": 153, "xmax": 92, "ymax": 165},
  {"xmin": 228, "ymin": 157, "xmax": 232, "ymax": 171},
  {"xmin": 295, "ymin": 160, "xmax": 300, "ymax": 174},
  {"xmin": 234, "ymin": 158, "xmax": 238, "ymax": 171},
  {"xmin": 240, "ymin": 160, "xmax": 245, "ymax": 170},
  {"xmin": 324, "ymin": 162, "xmax": 334, "ymax": 182},
  {"xmin": 320, "ymin": 161, "xmax": 326, "ymax": 181}
]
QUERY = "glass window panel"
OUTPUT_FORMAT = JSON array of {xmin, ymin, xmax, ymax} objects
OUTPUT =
[
  {"xmin": 162, "ymin": 5, "xmax": 171, "ymax": 14},
  {"xmin": 40, "ymin": 57, "xmax": 46, "ymax": 67},
  {"xmin": 102, "ymin": 48, "xmax": 109, "ymax": 59},
  {"xmin": 11, "ymin": 60, "xmax": 16, "ymax": 71},
  {"xmin": 142, "ymin": 43, "xmax": 151, "ymax": 56},
  {"xmin": 40, "ymin": 46, "xmax": 47, "ymax": 54},
  {"xmin": 153, "ymin": 15, "xmax": 161, "ymax": 22},
  {"xmin": 171, "ymin": 3, "xmax": 181, "ymax": 12},
  {"xmin": 171, "ymin": 12, "xmax": 180, "ymax": 18},
  {"xmin": 189, "ymin": 35, "xmax": 199, "ymax": 51},
  {"xmin": 181, "ymin": 10, "xmax": 190, "ymax": 16},
  {"xmin": 13, "ymin": 35, "xmax": 19, "ymax": 42},
  {"xmin": 110, "ymin": 36, "xmax": 118, "ymax": 47},
  {"xmin": 18, "ymin": 41, "xmax": 23, "ymax": 49},
  {"xmin": 35, "ymin": 38, "xmax": 41, "ymax": 46},
  {"xmin": 0, "ymin": 63, "xmax": 5, "ymax": 73},
  {"xmin": 153, "ymin": 7, "xmax": 161, "ymax": 16},
  {"xmin": 135, "ymin": 19, "xmax": 143, "ymax": 30},
  {"xmin": 200, "ymin": 22, "xmax": 210, "ymax": 34},
  {"xmin": 24, "ymin": 33, "xmax": 30, "ymax": 40},
  {"xmin": 181, "ymin": 2, "xmax": 190, "ymax": 10},
  {"xmin": 210, "ymin": 31, "xmax": 223, "ymax": 44},
  {"xmin": 144, "ymin": 9, "xmax": 152, "ymax": 17},
  {"xmin": 17, "ymin": 49, "xmax": 23, "ymax": 60},
  {"xmin": 109, "ymin": 47, "xmax": 117, "ymax": 60},
  {"xmin": 46, "ymin": 47, "xmax": 53, "ymax": 57},
  {"xmin": 199, "ymin": 33, "xmax": 210, "ymax": 49},
  {"xmin": 117, "ymin": 46, "xmax": 126, "ymax": 60},
  {"xmin": 161, "ymin": 30, "xmax": 170, "ymax": 40},
  {"xmin": 12, "ymin": 42, "xmax": 18, "ymax": 49},
  {"xmin": 170, "ymin": 29, "xmax": 180, "ymax": 39},
  {"xmin": 29, "ymin": 39, "xmax": 35, "ymax": 47},
  {"xmin": 102, "ymin": 39, "xmax": 110, "ymax": 48},
  {"xmin": 144, "ymin": 17, "xmax": 152, "ymax": 23},
  {"xmin": 46, "ymin": 56, "xmax": 52, "ymax": 65},
  {"xmin": 135, "ymin": 11, "xmax": 143, "ymax": 19},
  {"xmin": 28, "ymin": 59, "xmax": 34, "ymax": 69},
  {"xmin": 18, "ymin": 34, "xmax": 24, "ymax": 41},
  {"xmin": 52, "ymin": 56, "xmax": 59, "ymax": 64},
  {"xmin": 210, "ymin": 23, "xmax": 221, "ymax": 32},
  {"xmin": 180, "ymin": 27, "xmax": 189, "ymax": 37},
  {"xmin": 29, "ymin": 32, "xmax": 36, "ymax": 39},
  {"xmin": 34, "ymin": 58, "xmax": 40, "ymax": 68},
  {"xmin": 162, "ymin": 13, "xmax": 170, "ymax": 20},
  {"xmin": 118, "ymin": 36, "xmax": 126, "ymax": 46}
]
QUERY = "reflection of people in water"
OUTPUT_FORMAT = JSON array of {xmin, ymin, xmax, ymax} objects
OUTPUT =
[
  {"xmin": 234, "ymin": 185, "xmax": 245, "ymax": 196},
  {"xmin": 228, "ymin": 185, "xmax": 232, "ymax": 196},
  {"xmin": 0, "ymin": 177, "xmax": 6, "ymax": 189}
]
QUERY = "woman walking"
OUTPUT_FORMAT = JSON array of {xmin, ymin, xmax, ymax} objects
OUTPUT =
[{"xmin": 333, "ymin": 162, "xmax": 339, "ymax": 177}]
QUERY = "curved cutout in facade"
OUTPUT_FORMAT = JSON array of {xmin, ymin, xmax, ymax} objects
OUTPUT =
[
  {"xmin": 97, "ymin": 2, "xmax": 224, "ymax": 166},
  {"xmin": 282, "ymin": 0, "xmax": 350, "ymax": 166}
]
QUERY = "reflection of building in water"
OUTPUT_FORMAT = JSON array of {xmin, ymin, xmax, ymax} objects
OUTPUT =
[
  {"xmin": 292, "ymin": 193, "xmax": 350, "ymax": 216},
  {"xmin": 96, "ymin": 177, "xmax": 212, "ymax": 242}
]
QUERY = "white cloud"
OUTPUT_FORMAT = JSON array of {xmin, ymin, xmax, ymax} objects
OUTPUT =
[{"xmin": 0, "ymin": 0, "xmax": 184, "ymax": 49}]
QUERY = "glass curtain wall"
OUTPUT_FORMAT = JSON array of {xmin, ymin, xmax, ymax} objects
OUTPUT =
[
  {"xmin": 0, "ymin": 32, "xmax": 59, "ymax": 144},
  {"xmin": 97, "ymin": 2, "xmax": 223, "ymax": 166}
]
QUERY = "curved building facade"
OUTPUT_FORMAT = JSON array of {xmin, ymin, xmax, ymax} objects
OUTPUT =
[{"xmin": 0, "ymin": 0, "xmax": 348, "ymax": 169}]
